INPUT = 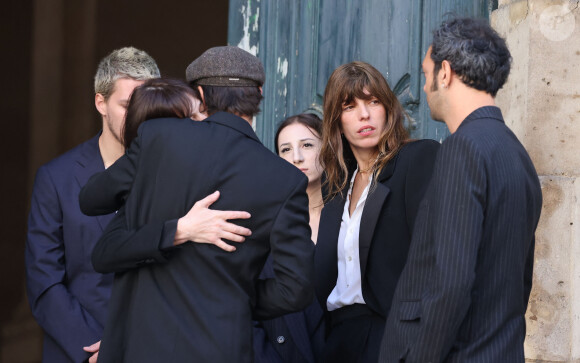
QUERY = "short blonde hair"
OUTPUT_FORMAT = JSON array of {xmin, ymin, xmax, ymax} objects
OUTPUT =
[{"xmin": 94, "ymin": 46, "xmax": 160, "ymax": 100}]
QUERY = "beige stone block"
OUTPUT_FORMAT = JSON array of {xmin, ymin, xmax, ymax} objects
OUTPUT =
[
  {"xmin": 571, "ymin": 177, "xmax": 580, "ymax": 359},
  {"xmin": 525, "ymin": 176, "xmax": 577, "ymax": 360},
  {"xmin": 494, "ymin": 1, "xmax": 580, "ymax": 361},
  {"xmin": 495, "ymin": 0, "xmax": 580, "ymax": 177},
  {"xmin": 493, "ymin": 2, "xmax": 530, "ymax": 147},
  {"xmin": 526, "ymin": 0, "xmax": 580, "ymax": 177}
]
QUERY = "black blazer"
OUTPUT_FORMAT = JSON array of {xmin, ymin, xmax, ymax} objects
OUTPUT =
[
  {"xmin": 315, "ymin": 139, "xmax": 440, "ymax": 319},
  {"xmin": 254, "ymin": 257, "xmax": 325, "ymax": 363},
  {"xmin": 79, "ymin": 112, "xmax": 315, "ymax": 363},
  {"xmin": 379, "ymin": 107, "xmax": 543, "ymax": 362}
]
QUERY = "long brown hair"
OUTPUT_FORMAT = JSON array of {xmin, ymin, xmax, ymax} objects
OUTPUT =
[{"xmin": 320, "ymin": 61, "xmax": 409, "ymax": 200}]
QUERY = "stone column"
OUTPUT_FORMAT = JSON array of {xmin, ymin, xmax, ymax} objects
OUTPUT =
[{"xmin": 492, "ymin": 0, "xmax": 580, "ymax": 361}]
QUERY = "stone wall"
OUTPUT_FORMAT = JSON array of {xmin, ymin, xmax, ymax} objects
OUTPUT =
[{"xmin": 492, "ymin": 1, "xmax": 580, "ymax": 361}]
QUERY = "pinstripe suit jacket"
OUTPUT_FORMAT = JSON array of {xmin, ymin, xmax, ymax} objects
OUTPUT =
[{"xmin": 379, "ymin": 107, "xmax": 542, "ymax": 362}]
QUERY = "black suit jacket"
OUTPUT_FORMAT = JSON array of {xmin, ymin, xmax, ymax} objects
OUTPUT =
[
  {"xmin": 379, "ymin": 107, "xmax": 542, "ymax": 362},
  {"xmin": 79, "ymin": 112, "xmax": 315, "ymax": 363},
  {"xmin": 254, "ymin": 257, "xmax": 325, "ymax": 363},
  {"xmin": 315, "ymin": 139, "xmax": 440, "ymax": 320}
]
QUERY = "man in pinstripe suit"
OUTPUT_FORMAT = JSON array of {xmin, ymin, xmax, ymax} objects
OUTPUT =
[{"xmin": 379, "ymin": 17, "xmax": 542, "ymax": 362}]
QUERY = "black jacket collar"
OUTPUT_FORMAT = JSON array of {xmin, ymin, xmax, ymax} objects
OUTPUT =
[{"xmin": 206, "ymin": 112, "xmax": 261, "ymax": 144}]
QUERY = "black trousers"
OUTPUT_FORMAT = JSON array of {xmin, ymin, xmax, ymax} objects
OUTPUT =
[{"xmin": 321, "ymin": 304, "xmax": 385, "ymax": 363}]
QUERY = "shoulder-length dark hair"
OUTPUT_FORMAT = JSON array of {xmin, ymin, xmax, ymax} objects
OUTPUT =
[
  {"xmin": 123, "ymin": 78, "xmax": 197, "ymax": 148},
  {"xmin": 274, "ymin": 113, "xmax": 322, "ymax": 154},
  {"xmin": 320, "ymin": 61, "xmax": 409, "ymax": 200}
]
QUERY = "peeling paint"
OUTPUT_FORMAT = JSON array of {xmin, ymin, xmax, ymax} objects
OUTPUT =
[
  {"xmin": 237, "ymin": 2, "xmax": 259, "ymax": 56},
  {"xmin": 277, "ymin": 57, "xmax": 288, "ymax": 78},
  {"xmin": 252, "ymin": 7, "xmax": 260, "ymax": 32}
]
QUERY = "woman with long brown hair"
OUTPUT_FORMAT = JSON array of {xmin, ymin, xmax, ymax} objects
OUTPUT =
[{"xmin": 314, "ymin": 61, "xmax": 439, "ymax": 362}]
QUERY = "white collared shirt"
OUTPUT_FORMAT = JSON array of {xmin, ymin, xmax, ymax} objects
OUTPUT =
[{"xmin": 327, "ymin": 168, "xmax": 372, "ymax": 311}]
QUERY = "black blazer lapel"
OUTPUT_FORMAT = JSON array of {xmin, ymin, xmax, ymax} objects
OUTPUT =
[
  {"xmin": 359, "ymin": 183, "xmax": 389, "ymax": 279},
  {"xmin": 207, "ymin": 112, "xmax": 262, "ymax": 144},
  {"xmin": 315, "ymin": 193, "xmax": 345, "ymax": 309},
  {"xmin": 359, "ymin": 156, "xmax": 397, "ymax": 278},
  {"xmin": 74, "ymin": 134, "xmax": 115, "ymax": 230}
]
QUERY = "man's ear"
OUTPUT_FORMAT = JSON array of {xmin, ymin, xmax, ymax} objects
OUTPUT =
[
  {"xmin": 95, "ymin": 93, "xmax": 107, "ymax": 116},
  {"xmin": 197, "ymin": 86, "xmax": 205, "ymax": 104},
  {"xmin": 259, "ymin": 86, "xmax": 263, "ymax": 95},
  {"xmin": 197, "ymin": 86, "xmax": 208, "ymax": 114},
  {"xmin": 440, "ymin": 60, "xmax": 452, "ymax": 87}
]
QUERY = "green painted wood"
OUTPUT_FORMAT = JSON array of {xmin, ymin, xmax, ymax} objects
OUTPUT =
[
  {"xmin": 228, "ymin": 0, "xmax": 321, "ymax": 150},
  {"xmin": 228, "ymin": 0, "xmax": 497, "ymax": 149}
]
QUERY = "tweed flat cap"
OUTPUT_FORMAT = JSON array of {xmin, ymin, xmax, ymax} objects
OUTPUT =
[{"xmin": 186, "ymin": 46, "xmax": 265, "ymax": 87}]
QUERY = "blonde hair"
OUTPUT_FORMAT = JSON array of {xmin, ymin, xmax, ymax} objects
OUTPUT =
[{"xmin": 94, "ymin": 47, "xmax": 160, "ymax": 100}]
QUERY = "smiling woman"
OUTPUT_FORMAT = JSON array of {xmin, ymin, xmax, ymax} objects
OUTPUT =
[{"xmin": 314, "ymin": 61, "xmax": 441, "ymax": 363}]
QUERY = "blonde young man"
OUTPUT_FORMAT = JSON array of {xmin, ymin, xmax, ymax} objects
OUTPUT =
[{"xmin": 25, "ymin": 47, "xmax": 160, "ymax": 363}]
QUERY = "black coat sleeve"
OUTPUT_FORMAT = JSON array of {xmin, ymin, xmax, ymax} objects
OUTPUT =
[{"xmin": 253, "ymin": 177, "xmax": 315, "ymax": 320}]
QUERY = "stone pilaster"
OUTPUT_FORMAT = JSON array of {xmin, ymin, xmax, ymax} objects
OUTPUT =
[{"xmin": 492, "ymin": 1, "xmax": 580, "ymax": 361}]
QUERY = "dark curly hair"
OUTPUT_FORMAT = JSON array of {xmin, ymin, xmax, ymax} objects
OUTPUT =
[{"xmin": 431, "ymin": 17, "xmax": 512, "ymax": 97}]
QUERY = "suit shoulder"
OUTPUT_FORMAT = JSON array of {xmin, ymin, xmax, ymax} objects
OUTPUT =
[
  {"xmin": 443, "ymin": 128, "xmax": 487, "ymax": 154},
  {"xmin": 40, "ymin": 136, "xmax": 98, "ymax": 172},
  {"xmin": 139, "ymin": 117, "xmax": 195, "ymax": 132},
  {"xmin": 403, "ymin": 139, "xmax": 440, "ymax": 152},
  {"xmin": 398, "ymin": 139, "xmax": 440, "ymax": 160}
]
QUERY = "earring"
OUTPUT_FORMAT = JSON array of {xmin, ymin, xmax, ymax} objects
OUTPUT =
[{"xmin": 441, "ymin": 84, "xmax": 447, "ymax": 89}]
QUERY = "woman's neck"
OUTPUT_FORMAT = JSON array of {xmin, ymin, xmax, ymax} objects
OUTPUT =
[
  {"xmin": 306, "ymin": 180, "xmax": 323, "ymax": 244},
  {"xmin": 306, "ymin": 180, "xmax": 323, "ymax": 215},
  {"xmin": 352, "ymin": 149, "xmax": 379, "ymax": 174}
]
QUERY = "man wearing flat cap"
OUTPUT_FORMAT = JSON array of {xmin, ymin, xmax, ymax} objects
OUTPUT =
[{"xmin": 79, "ymin": 46, "xmax": 315, "ymax": 362}]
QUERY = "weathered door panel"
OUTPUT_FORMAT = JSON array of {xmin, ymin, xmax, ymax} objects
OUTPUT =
[{"xmin": 228, "ymin": 0, "xmax": 495, "ymax": 149}]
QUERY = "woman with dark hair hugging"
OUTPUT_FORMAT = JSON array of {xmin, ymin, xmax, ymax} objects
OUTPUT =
[
  {"xmin": 314, "ymin": 62, "xmax": 439, "ymax": 362},
  {"xmin": 122, "ymin": 77, "xmax": 204, "ymax": 147}
]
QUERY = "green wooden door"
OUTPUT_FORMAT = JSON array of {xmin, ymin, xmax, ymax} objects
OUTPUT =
[{"xmin": 228, "ymin": 0, "xmax": 497, "ymax": 149}]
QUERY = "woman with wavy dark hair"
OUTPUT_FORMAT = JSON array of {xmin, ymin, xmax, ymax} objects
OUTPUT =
[{"xmin": 314, "ymin": 61, "xmax": 440, "ymax": 362}]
